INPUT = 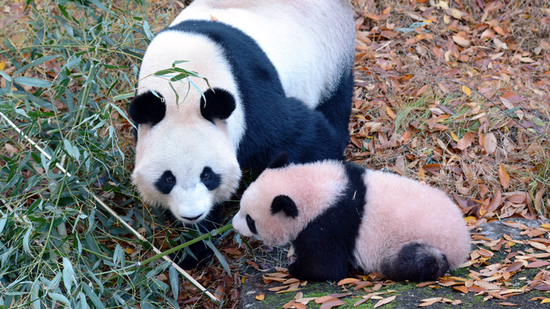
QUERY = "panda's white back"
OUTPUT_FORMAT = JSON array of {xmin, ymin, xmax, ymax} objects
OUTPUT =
[
  {"xmin": 170, "ymin": 0, "xmax": 355, "ymax": 108},
  {"xmin": 353, "ymin": 170, "xmax": 471, "ymax": 273}
]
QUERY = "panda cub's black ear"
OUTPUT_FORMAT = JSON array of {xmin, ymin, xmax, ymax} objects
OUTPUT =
[
  {"xmin": 268, "ymin": 152, "xmax": 289, "ymax": 169},
  {"xmin": 271, "ymin": 195, "xmax": 299, "ymax": 219},
  {"xmin": 200, "ymin": 88, "xmax": 236, "ymax": 123},
  {"xmin": 128, "ymin": 91, "xmax": 166, "ymax": 126}
]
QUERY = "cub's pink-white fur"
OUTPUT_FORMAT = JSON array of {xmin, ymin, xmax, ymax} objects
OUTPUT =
[{"xmin": 233, "ymin": 156, "xmax": 471, "ymax": 281}]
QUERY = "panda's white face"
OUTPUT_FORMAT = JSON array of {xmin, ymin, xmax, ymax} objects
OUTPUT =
[
  {"xmin": 132, "ymin": 108, "xmax": 241, "ymax": 224},
  {"xmin": 129, "ymin": 29, "xmax": 246, "ymax": 224}
]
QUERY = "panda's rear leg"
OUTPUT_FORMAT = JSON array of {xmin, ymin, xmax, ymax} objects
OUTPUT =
[{"xmin": 380, "ymin": 242, "xmax": 450, "ymax": 282}]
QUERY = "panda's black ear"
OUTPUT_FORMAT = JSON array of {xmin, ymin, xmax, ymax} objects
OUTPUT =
[
  {"xmin": 271, "ymin": 195, "xmax": 299, "ymax": 219},
  {"xmin": 200, "ymin": 88, "xmax": 236, "ymax": 123},
  {"xmin": 129, "ymin": 91, "xmax": 166, "ymax": 126},
  {"xmin": 268, "ymin": 152, "xmax": 289, "ymax": 169}
]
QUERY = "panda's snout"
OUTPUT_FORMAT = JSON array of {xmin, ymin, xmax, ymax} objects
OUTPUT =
[{"xmin": 171, "ymin": 183, "xmax": 212, "ymax": 223}]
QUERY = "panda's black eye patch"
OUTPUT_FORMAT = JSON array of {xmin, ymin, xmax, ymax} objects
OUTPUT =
[
  {"xmin": 129, "ymin": 91, "xmax": 166, "ymax": 127},
  {"xmin": 246, "ymin": 214, "xmax": 258, "ymax": 235},
  {"xmin": 200, "ymin": 88, "xmax": 236, "ymax": 123},
  {"xmin": 201, "ymin": 166, "xmax": 220, "ymax": 191},
  {"xmin": 155, "ymin": 170, "xmax": 176, "ymax": 194}
]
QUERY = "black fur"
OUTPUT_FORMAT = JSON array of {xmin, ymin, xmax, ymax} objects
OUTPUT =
[
  {"xmin": 288, "ymin": 163, "xmax": 366, "ymax": 281},
  {"xmin": 129, "ymin": 91, "xmax": 166, "ymax": 126},
  {"xmin": 165, "ymin": 20, "xmax": 352, "ymax": 171},
  {"xmin": 200, "ymin": 166, "xmax": 221, "ymax": 190},
  {"xmin": 271, "ymin": 195, "xmax": 299, "ymax": 218},
  {"xmin": 246, "ymin": 214, "xmax": 258, "ymax": 235},
  {"xmin": 200, "ymin": 88, "xmax": 236, "ymax": 123},
  {"xmin": 268, "ymin": 152, "xmax": 290, "ymax": 169},
  {"xmin": 177, "ymin": 203, "xmax": 224, "ymax": 270},
  {"xmin": 314, "ymin": 69, "xmax": 354, "ymax": 153},
  {"xmin": 380, "ymin": 243, "xmax": 450, "ymax": 282},
  {"xmin": 154, "ymin": 170, "xmax": 176, "ymax": 194}
]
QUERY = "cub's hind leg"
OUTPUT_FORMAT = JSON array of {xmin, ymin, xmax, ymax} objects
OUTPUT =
[{"xmin": 380, "ymin": 242, "xmax": 450, "ymax": 282}]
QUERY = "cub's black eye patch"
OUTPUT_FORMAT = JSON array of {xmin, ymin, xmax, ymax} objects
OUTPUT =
[
  {"xmin": 155, "ymin": 170, "xmax": 176, "ymax": 194},
  {"xmin": 200, "ymin": 166, "xmax": 221, "ymax": 191},
  {"xmin": 246, "ymin": 214, "xmax": 258, "ymax": 235}
]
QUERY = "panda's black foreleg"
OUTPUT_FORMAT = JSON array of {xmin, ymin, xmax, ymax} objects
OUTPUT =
[
  {"xmin": 380, "ymin": 242, "xmax": 450, "ymax": 282},
  {"xmin": 176, "ymin": 204, "xmax": 224, "ymax": 270},
  {"xmin": 314, "ymin": 68, "xmax": 354, "ymax": 153},
  {"xmin": 287, "ymin": 241, "xmax": 349, "ymax": 282}
]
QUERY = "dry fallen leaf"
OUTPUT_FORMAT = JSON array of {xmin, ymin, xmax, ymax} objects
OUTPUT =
[
  {"xmin": 484, "ymin": 133, "xmax": 497, "ymax": 154},
  {"xmin": 499, "ymin": 164, "xmax": 511, "ymax": 189},
  {"xmin": 319, "ymin": 298, "xmax": 345, "ymax": 309},
  {"xmin": 374, "ymin": 295, "xmax": 396, "ymax": 308},
  {"xmin": 338, "ymin": 278, "xmax": 360, "ymax": 285},
  {"xmin": 456, "ymin": 132, "xmax": 476, "ymax": 150},
  {"xmin": 498, "ymin": 302, "xmax": 518, "ymax": 307},
  {"xmin": 525, "ymin": 260, "xmax": 550, "ymax": 268},
  {"xmin": 452, "ymin": 35, "xmax": 471, "ymax": 47},
  {"xmin": 453, "ymin": 285, "xmax": 469, "ymax": 294},
  {"xmin": 255, "ymin": 293, "xmax": 265, "ymax": 301},
  {"xmin": 364, "ymin": 13, "xmax": 381, "ymax": 20}
]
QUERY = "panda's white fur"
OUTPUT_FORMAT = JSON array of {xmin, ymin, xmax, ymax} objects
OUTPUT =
[
  {"xmin": 130, "ymin": 0, "xmax": 355, "ymax": 226},
  {"xmin": 169, "ymin": 0, "xmax": 354, "ymax": 108},
  {"xmin": 233, "ymin": 155, "xmax": 471, "ymax": 282}
]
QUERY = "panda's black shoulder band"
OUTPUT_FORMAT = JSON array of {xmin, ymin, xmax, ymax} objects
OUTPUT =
[{"xmin": 129, "ymin": 91, "xmax": 166, "ymax": 126}]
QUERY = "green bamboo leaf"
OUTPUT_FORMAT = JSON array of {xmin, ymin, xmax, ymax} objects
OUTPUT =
[
  {"xmin": 112, "ymin": 92, "xmax": 134, "ymax": 101},
  {"xmin": 206, "ymin": 240, "xmax": 231, "ymax": 275},
  {"xmin": 143, "ymin": 20, "xmax": 153, "ymax": 39},
  {"xmin": 153, "ymin": 68, "xmax": 179, "ymax": 76},
  {"xmin": 62, "ymin": 257, "xmax": 75, "ymax": 293},
  {"xmin": 113, "ymin": 244, "xmax": 125, "ymax": 266},
  {"xmin": 78, "ymin": 292, "xmax": 91, "ymax": 309},
  {"xmin": 48, "ymin": 293, "xmax": 71, "ymax": 307},
  {"xmin": 170, "ymin": 73, "xmax": 189, "ymax": 82},
  {"xmin": 83, "ymin": 283, "xmax": 106, "ymax": 309},
  {"xmin": 88, "ymin": 0, "xmax": 114, "ymax": 15},
  {"xmin": 0, "ymin": 215, "xmax": 7, "ymax": 235},
  {"xmin": 172, "ymin": 60, "xmax": 189, "ymax": 66},
  {"xmin": 13, "ymin": 55, "xmax": 59, "ymax": 77},
  {"xmin": 23, "ymin": 225, "xmax": 33, "ymax": 255},
  {"xmin": 0, "ymin": 69, "xmax": 12, "ymax": 82},
  {"xmin": 169, "ymin": 266, "xmax": 179, "ymax": 302},
  {"xmin": 31, "ymin": 279, "xmax": 40, "ymax": 309},
  {"xmin": 14, "ymin": 76, "xmax": 52, "ymax": 88},
  {"xmin": 46, "ymin": 272, "xmax": 62, "ymax": 291}
]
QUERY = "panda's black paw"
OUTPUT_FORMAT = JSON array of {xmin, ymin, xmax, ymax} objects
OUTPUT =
[{"xmin": 380, "ymin": 242, "xmax": 450, "ymax": 282}]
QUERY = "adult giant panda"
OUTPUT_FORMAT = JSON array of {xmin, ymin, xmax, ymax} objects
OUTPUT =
[
  {"xmin": 129, "ymin": 0, "xmax": 355, "ymax": 267},
  {"xmin": 233, "ymin": 153, "xmax": 471, "ymax": 282}
]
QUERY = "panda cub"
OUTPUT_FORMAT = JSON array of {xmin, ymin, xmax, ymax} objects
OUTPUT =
[{"xmin": 233, "ymin": 153, "xmax": 471, "ymax": 282}]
